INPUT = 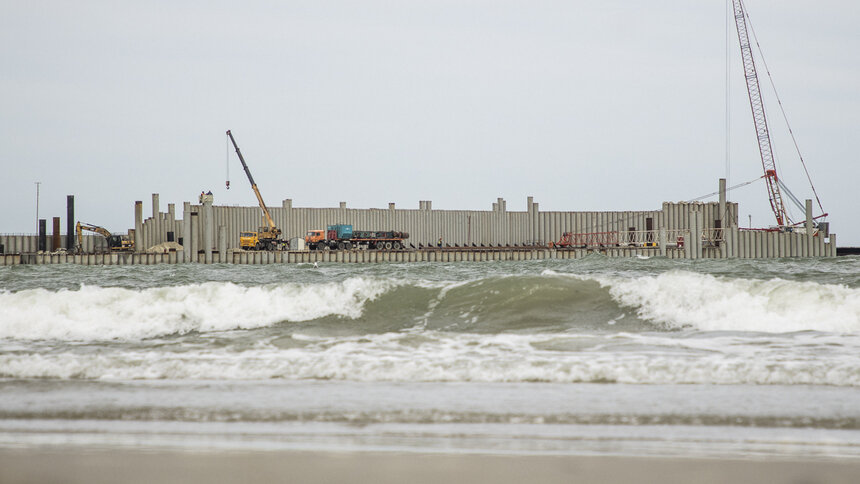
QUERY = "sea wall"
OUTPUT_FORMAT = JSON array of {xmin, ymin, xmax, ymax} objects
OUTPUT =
[
  {"xmin": 135, "ymin": 181, "xmax": 742, "ymax": 256},
  {"xmin": 1, "ymin": 180, "xmax": 837, "ymax": 265},
  {"xmin": 0, "ymin": 227, "xmax": 836, "ymax": 266},
  {"xmin": 1, "ymin": 247, "xmax": 675, "ymax": 266},
  {"xmin": 0, "ymin": 229, "xmax": 838, "ymax": 267},
  {"xmin": 169, "ymin": 198, "xmax": 732, "ymax": 251},
  {"xmin": 0, "ymin": 234, "xmax": 104, "ymax": 254}
]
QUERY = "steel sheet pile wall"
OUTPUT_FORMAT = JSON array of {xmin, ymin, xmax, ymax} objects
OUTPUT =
[
  {"xmin": 201, "ymin": 199, "xmax": 734, "ymax": 251},
  {"xmin": 127, "ymin": 185, "xmax": 836, "ymax": 261},
  {"xmin": 733, "ymin": 229, "xmax": 835, "ymax": 258},
  {"xmin": 536, "ymin": 210, "xmax": 665, "ymax": 246},
  {"xmin": 0, "ymin": 234, "xmax": 104, "ymax": 253},
  {"xmin": 209, "ymin": 199, "xmax": 536, "ymax": 249},
  {"xmin": 3, "ymin": 180, "xmax": 837, "ymax": 265},
  {"xmin": 125, "ymin": 187, "xmax": 832, "ymax": 262}
]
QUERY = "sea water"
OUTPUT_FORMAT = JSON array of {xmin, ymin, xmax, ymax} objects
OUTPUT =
[{"xmin": 1, "ymin": 256, "xmax": 859, "ymax": 458}]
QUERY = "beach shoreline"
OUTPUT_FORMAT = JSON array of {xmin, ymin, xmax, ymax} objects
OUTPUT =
[{"xmin": 1, "ymin": 448, "xmax": 858, "ymax": 484}]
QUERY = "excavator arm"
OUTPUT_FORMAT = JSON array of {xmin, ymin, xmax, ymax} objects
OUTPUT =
[{"xmin": 76, "ymin": 222, "xmax": 113, "ymax": 252}]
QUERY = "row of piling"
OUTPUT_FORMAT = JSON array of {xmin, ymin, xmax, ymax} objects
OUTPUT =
[
  {"xmin": 0, "ymin": 228, "xmax": 836, "ymax": 266},
  {"xmin": 0, "ymin": 230, "xmax": 837, "ymax": 266},
  {"xmin": 1, "ymin": 247, "xmax": 688, "ymax": 266}
]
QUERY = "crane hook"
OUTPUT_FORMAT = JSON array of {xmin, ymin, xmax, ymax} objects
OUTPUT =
[{"xmin": 225, "ymin": 132, "xmax": 231, "ymax": 189}]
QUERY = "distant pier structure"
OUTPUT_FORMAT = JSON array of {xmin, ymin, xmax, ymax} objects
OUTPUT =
[{"xmin": 0, "ymin": 179, "xmax": 838, "ymax": 265}]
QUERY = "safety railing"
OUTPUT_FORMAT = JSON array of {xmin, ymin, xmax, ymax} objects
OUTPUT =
[
  {"xmin": 554, "ymin": 230, "xmax": 684, "ymax": 249},
  {"xmin": 700, "ymin": 228, "xmax": 724, "ymax": 247},
  {"xmin": 552, "ymin": 229, "xmax": 720, "ymax": 250},
  {"xmin": 664, "ymin": 229, "xmax": 689, "ymax": 248},
  {"xmin": 617, "ymin": 230, "xmax": 659, "ymax": 247}
]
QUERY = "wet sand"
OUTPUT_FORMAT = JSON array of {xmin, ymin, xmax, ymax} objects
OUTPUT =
[{"xmin": 1, "ymin": 449, "xmax": 858, "ymax": 484}]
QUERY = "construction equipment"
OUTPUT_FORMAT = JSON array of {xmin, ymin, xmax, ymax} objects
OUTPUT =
[
  {"xmin": 226, "ymin": 130, "xmax": 284, "ymax": 250},
  {"xmin": 731, "ymin": 0, "xmax": 787, "ymax": 227},
  {"xmin": 306, "ymin": 224, "xmax": 410, "ymax": 250},
  {"xmin": 75, "ymin": 222, "xmax": 134, "ymax": 253},
  {"xmin": 730, "ymin": 0, "xmax": 827, "ymax": 229}
]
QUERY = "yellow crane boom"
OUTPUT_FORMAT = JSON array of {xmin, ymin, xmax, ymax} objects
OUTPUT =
[{"xmin": 226, "ymin": 130, "xmax": 283, "ymax": 250}]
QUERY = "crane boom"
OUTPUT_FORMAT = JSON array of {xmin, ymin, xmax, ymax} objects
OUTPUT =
[
  {"xmin": 731, "ymin": 0, "xmax": 788, "ymax": 227},
  {"xmin": 226, "ymin": 130, "xmax": 278, "ymax": 233}
]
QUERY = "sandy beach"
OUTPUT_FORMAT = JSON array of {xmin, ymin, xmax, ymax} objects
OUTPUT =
[{"xmin": 2, "ymin": 449, "xmax": 859, "ymax": 484}]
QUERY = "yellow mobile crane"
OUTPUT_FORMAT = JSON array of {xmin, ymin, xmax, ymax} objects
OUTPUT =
[
  {"xmin": 75, "ymin": 222, "xmax": 134, "ymax": 253},
  {"xmin": 226, "ymin": 130, "xmax": 284, "ymax": 250}
]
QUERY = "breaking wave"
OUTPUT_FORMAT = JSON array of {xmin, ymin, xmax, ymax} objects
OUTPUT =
[
  {"xmin": 0, "ymin": 278, "xmax": 396, "ymax": 341},
  {"xmin": 594, "ymin": 271, "xmax": 860, "ymax": 334},
  {"xmin": 0, "ymin": 270, "xmax": 858, "ymax": 342}
]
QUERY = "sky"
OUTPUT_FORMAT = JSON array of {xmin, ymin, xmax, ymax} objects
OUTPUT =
[{"xmin": 1, "ymin": 0, "xmax": 858, "ymax": 244}]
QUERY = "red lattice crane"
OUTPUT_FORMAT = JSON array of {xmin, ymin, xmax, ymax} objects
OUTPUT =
[{"xmin": 731, "ymin": 0, "xmax": 788, "ymax": 227}]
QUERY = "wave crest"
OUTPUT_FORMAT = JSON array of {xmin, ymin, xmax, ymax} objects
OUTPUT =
[
  {"xmin": 599, "ymin": 271, "xmax": 860, "ymax": 333},
  {"xmin": 0, "ymin": 278, "xmax": 393, "ymax": 341},
  {"xmin": 2, "ymin": 270, "xmax": 858, "ymax": 342}
]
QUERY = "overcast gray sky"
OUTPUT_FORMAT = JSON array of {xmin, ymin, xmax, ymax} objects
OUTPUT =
[{"xmin": 2, "ymin": 0, "xmax": 858, "ymax": 244}]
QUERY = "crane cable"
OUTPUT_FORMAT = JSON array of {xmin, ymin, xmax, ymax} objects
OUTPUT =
[
  {"xmin": 225, "ymin": 133, "xmax": 231, "ymax": 190},
  {"xmin": 687, "ymin": 175, "xmax": 764, "ymax": 202},
  {"xmin": 743, "ymin": 3, "xmax": 824, "ymax": 215}
]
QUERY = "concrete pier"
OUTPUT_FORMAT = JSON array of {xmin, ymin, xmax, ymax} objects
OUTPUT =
[
  {"xmin": 66, "ymin": 195, "xmax": 75, "ymax": 252},
  {"xmin": 151, "ymin": 194, "xmax": 160, "ymax": 250},
  {"xmin": 203, "ymin": 198, "xmax": 213, "ymax": 264},
  {"xmin": 218, "ymin": 226, "xmax": 227, "ymax": 263},
  {"xmin": 182, "ymin": 202, "xmax": 192, "ymax": 263},
  {"xmin": 190, "ymin": 213, "xmax": 199, "ymax": 262},
  {"xmin": 52, "ymin": 217, "xmax": 61, "ymax": 251},
  {"xmin": 38, "ymin": 220, "xmax": 46, "ymax": 252},
  {"xmin": 134, "ymin": 201, "xmax": 143, "ymax": 253}
]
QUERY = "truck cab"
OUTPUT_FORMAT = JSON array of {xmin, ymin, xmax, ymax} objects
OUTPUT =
[
  {"xmin": 306, "ymin": 225, "xmax": 355, "ymax": 250},
  {"xmin": 240, "ymin": 231, "xmax": 260, "ymax": 250},
  {"xmin": 305, "ymin": 230, "xmax": 326, "ymax": 250}
]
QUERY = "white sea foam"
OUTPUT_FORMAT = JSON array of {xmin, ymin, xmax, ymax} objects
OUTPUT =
[
  {"xmin": 596, "ymin": 271, "xmax": 860, "ymax": 333},
  {"xmin": 539, "ymin": 269, "xmax": 860, "ymax": 334},
  {"xmin": 2, "ymin": 331, "xmax": 859, "ymax": 385},
  {"xmin": 0, "ymin": 278, "xmax": 395, "ymax": 341}
]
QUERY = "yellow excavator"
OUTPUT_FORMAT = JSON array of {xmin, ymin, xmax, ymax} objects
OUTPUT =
[
  {"xmin": 226, "ymin": 130, "xmax": 284, "ymax": 250},
  {"xmin": 75, "ymin": 222, "xmax": 134, "ymax": 253}
]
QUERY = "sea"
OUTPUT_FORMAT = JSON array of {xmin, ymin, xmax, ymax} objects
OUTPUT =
[{"xmin": 1, "ymin": 256, "xmax": 859, "ymax": 459}]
